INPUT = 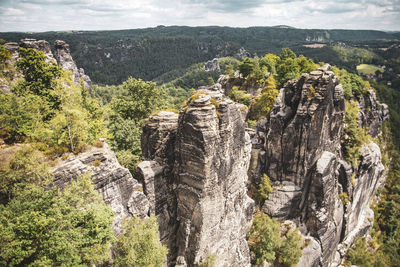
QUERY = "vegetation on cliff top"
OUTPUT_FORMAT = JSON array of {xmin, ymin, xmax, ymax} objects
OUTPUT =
[{"xmin": 0, "ymin": 47, "xmax": 167, "ymax": 266}]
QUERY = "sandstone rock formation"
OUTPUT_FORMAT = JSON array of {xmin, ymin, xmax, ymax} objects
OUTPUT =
[
  {"xmin": 250, "ymin": 64, "xmax": 387, "ymax": 266},
  {"xmin": 205, "ymin": 58, "xmax": 220, "ymax": 72},
  {"xmin": 54, "ymin": 40, "xmax": 92, "ymax": 87},
  {"xmin": 52, "ymin": 143, "xmax": 149, "ymax": 235},
  {"xmin": 137, "ymin": 93, "xmax": 255, "ymax": 266},
  {"xmin": 3, "ymin": 39, "xmax": 92, "ymax": 88}
]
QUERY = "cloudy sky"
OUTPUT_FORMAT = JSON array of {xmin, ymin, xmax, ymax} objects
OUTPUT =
[{"xmin": 0, "ymin": 0, "xmax": 399, "ymax": 32}]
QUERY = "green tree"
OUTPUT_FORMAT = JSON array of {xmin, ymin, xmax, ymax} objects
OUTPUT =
[
  {"xmin": 110, "ymin": 77, "xmax": 162, "ymax": 123},
  {"xmin": 114, "ymin": 216, "xmax": 168, "ymax": 267},
  {"xmin": 0, "ymin": 158, "xmax": 114, "ymax": 266},
  {"xmin": 278, "ymin": 228, "xmax": 303, "ymax": 267},
  {"xmin": 0, "ymin": 44, "xmax": 11, "ymax": 71},
  {"xmin": 14, "ymin": 48, "xmax": 62, "ymax": 110},
  {"xmin": 280, "ymin": 48, "xmax": 296, "ymax": 60},
  {"xmin": 238, "ymin": 57, "xmax": 257, "ymax": 78},
  {"xmin": 345, "ymin": 237, "xmax": 375, "ymax": 267},
  {"xmin": 257, "ymin": 174, "xmax": 273, "ymax": 203},
  {"xmin": 260, "ymin": 53, "xmax": 280, "ymax": 75},
  {"xmin": 249, "ymin": 212, "xmax": 282, "ymax": 264},
  {"xmin": 0, "ymin": 146, "xmax": 50, "ymax": 203},
  {"xmin": 248, "ymin": 88, "xmax": 279, "ymax": 120},
  {"xmin": 0, "ymin": 93, "xmax": 48, "ymax": 143}
]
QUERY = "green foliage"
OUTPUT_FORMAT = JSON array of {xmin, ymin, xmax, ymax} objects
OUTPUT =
[
  {"xmin": 0, "ymin": 93, "xmax": 48, "ymax": 143},
  {"xmin": 342, "ymin": 101, "xmax": 368, "ymax": 168},
  {"xmin": 371, "ymin": 149, "xmax": 400, "ymax": 266},
  {"xmin": 238, "ymin": 57, "xmax": 257, "ymax": 78},
  {"xmin": 0, "ymin": 146, "xmax": 50, "ymax": 203},
  {"xmin": 249, "ymin": 212, "xmax": 304, "ymax": 266},
  {"xmin": 280, "ymin": 48, "xmax": 297, "ymax": 60},
  {"xmin": 0, "ymin": 44, "xmax": 11, "ymax": 71},
  {"xmin": 107, "ymin": 77, "xmax": 164, "ymax": 173},
  {"xmin": 248, "ymin": 88, "xmax": 279, "ymax": 120},
  {"xmin": 344, "ymin": 237, "xmax": 385, "ymax": 267},
  {"xmin": 14, "ymin": 48, "xmax": 62, "ymax": 110},
  {"xmin": 278, "ymin": 228, "xmax": 303, "ymax": 267},
  {"xmin": 257, "ymin": 174, "xmax": 273, "ymax": 203},
  {"xmin": 260, "ymin": 54, "xmax": 280, "ymax": 75},
  {"xmin": 339, "ymin": 192, "xmax": 349, "ymax": 205},
  {"xmin": 199, "ymin": 254, "xmax": 217, "ymax": 267},
  {"xmin": 228, "ymin": 87, "xmax": 252, "ymax": 107},
  {"xmin": 0, "ymin": 169, "xmax": 114, "ymax": 266},
  {"xmin": 332, "ymin": 66, "xmax": 368, "ymax": 99},
  {"xmin": 114, "ymin": 216, "xmax": 168, "ymax": 267},
  {"xmin": 249, "ymin": 212, "xmax": 282, "ymax": 264},
  {"xmin": 110, "ymin": 77, "xmax": 162, "ymax": 123},
  {"xmin": 276, "ymin": 49, "xmax": 317, "ymax": 86}
]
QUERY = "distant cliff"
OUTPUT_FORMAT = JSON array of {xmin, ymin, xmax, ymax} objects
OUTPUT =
[{"xmin": 3, "ymin": 38, "xmax": 91, "ymax": 89}]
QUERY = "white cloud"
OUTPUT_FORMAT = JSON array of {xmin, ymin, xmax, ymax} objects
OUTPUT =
[{"xmin": 0, "ymin": 0, "xmax": 398, "ymax": 32}]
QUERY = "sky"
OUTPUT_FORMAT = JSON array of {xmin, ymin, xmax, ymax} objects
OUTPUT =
[{"xmin": 0, "ymin": 0, "xmax": 399, "ymax": 32}]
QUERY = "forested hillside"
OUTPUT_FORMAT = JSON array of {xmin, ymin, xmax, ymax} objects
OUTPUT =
[{"xmin": 0, "ymin": 26, "xmax": 398, "ymax": 84}]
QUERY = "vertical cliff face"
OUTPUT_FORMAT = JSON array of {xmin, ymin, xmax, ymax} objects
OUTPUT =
[
  {"xmin": 252, "ymin": 65, "xmax": 387, "ymax": 266},
  {"xmin": 174, "ymin": 94, "xmax": 254, "ymax": 266},
  {"xmin": 54, "ymin": 40, "xmax": 92, "ymax": 87},
  {"xmin": 137, "ymin": 91, "xmax": 255, "ymax": 266}
]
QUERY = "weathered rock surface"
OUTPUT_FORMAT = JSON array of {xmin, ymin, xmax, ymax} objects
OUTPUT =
[
  {"xmin": 137, "ymin": 94, "xmax": 255, "ymax": 266},
  {"xmin": 52, "ymin": 143, "xmax": 149, "ymax": 234},
  {"xmin": 54, "ymin": 40, "xmax": 92, "ymax": 87},
  {"xmin": 358, "ymin": 89, "xmax": 389, "ymax": 137},
  {"xmin": 20, "ymin": 38, "xmax": 56, "ymax": 63},
  {"xmin": 251, "ymin": 65, "xmax": 387, "ymax": 266},
  {"xmin": 205, "ymin": 58, "xmax": 221, "ymax": 72},
  {"xmin": 4, "ymin": 39, "xmax": 91, "ymax": 88}
]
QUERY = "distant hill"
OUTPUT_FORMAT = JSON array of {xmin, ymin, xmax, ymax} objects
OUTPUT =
[{"xmin": 0, "ymin": 26, "xmax": 398, "ymax": 84}]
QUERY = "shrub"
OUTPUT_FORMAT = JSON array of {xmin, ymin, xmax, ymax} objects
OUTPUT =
[
  {"xmin": 114, "ymin": 216, "xmax": 168, "ymax": 267},
  {"xmin": 278, "ymin": 228, "xmax": 303, "ymax": 267},
  {"xmin": 257, "ymin": 174, "xmax": 273, "ymax": 204},
  {"xmin": 339, "ymin": 192, "xmax": 349, "ymax": 205},
  {"xmin": 248, "ymin": 89, "xmax": 279, "ymax": 120},
  {"xmin": 94, "ymin": 140, "xmax": 104, "ymax": 148},
  {"xmin": 229, "ymin": 87, "xmax": 252, "ymax": 107},
  {"xmin": 249, "ymin": 212, "xmax": 282, "ymax": 264}
]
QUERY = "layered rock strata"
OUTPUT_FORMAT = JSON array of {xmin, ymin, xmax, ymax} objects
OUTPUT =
[
  {"xmin": 251, "ymin": 65, "xmax": 387, "ymax": 266},
  {"xmin": 137, "ymin": 94, "xmax": 255, "ymax": 266},
  {"xmin": 52, "ymin": 143, "xmax": 149, "ymax": 234},
  {"xmin": 54, "ymin": 40, "xmax": 92, "ymax": 87}
]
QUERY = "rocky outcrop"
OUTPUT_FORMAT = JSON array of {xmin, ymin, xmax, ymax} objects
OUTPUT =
[
  {"xmin": 205, "ymin": 58, "xmax": 220, "ymax": 72},
  {"xmin": 54, "ymin": 40, "xmax": 92, "ymax": 87},
  {"xmin": 358, "ymin": 89, "xmax": 389, "ymax": 137},
  {"xmin": 52, "ymin": 143, "xmax": 149, "ymax": 235},
  {"xmin": 4, "ymin": 39, "xmax": 91, "ymax": 88},
  {"xmin": 20, "ymin": 38, "xmax": 56, "ymax": 63},
  {"xmin": 137, "ymin": 93, "xmax": 255, "ymax": 266},
  {"xmin": 251, "ymin": 65, "xmax": 387, "ymax": 266}
]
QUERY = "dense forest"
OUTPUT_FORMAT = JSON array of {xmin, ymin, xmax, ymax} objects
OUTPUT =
[
  {"xmin": 0, "ymin": 26, "xmax": 398, "ymax": 84},
  {"xmin": 0, "ymin": 26, "xmax": 399, "ymax": 265}
]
